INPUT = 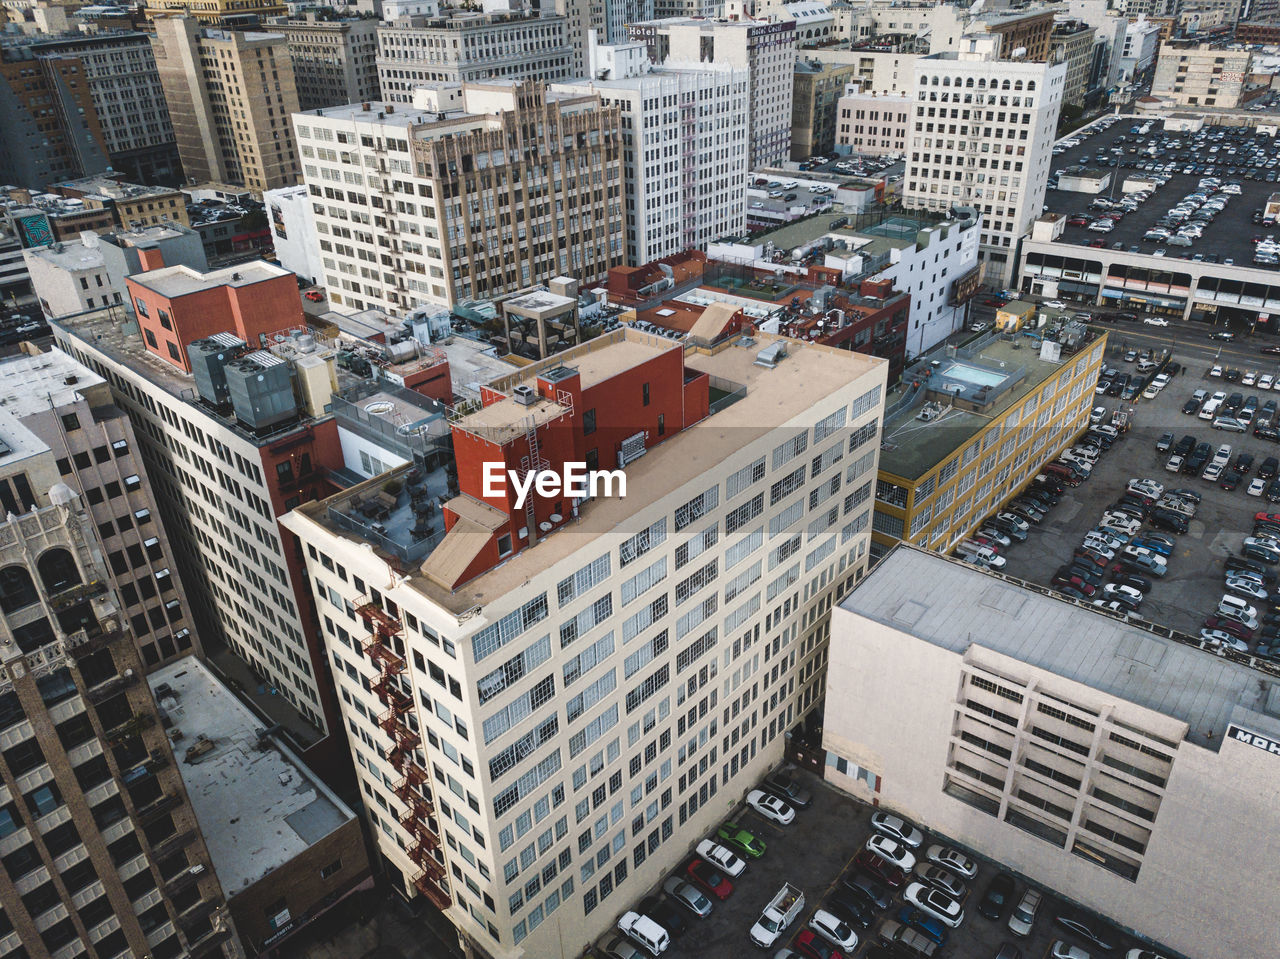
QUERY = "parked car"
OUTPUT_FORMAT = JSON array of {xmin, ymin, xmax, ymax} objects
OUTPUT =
[
  {"xmin": 716, "ymin": 822, "xmax": 766, "ymax": 859},
  {"xmin": 911, "ymin": 863, "xmax": 967, "ymax": 900},
  {"xmin": 808, "ymin": 909, "xmax": 859, "ymax": 951},
  {"xmin": 686, "ymin": 857, "xmax": 733, "ymax": 899},
  {"xmin": 866, "ymin": 835, "xmax": 916, "ymax": 871},
  {"xmin": 853, "ymin": 850, "xmax": 907, "ymax": 888},
  {"xmin": 869, "ymin": 812, "xmax": 924, "ymax": 848},
  {"xmin": 1054, "ymin": 916, "xmax": 1118, "ymax": 952},
  {"xmin": 841, "ymin": 871, "xmax": 893, "ymax": 910},
  {"xmin": 746, "ymin": 790, "xmax": 795, "ymax": 825},
  {"xmin": 924, "ymin": 845, "xmax": 976, "ymax": 879},
  {"xmin": 896, "ymin": 905, "xmax": 950, "ymax": 947},
  {"xmin": 662, "ymin": 876, "xmax": 714, "ymax": 918},
  {"xmin": 1008, "ymin": 888, "xmax": 1042, "ymax": 938},
  {"xmin": 764, "ymin": 768, "xmax": 813, "ymax": 809},
  {"xmin": 977, "ymin": 873, "xmax": 1016, "ymax": 921},
  {"xmin": 904, "ymin": 883, "xmax": 964, "ymax": 928},
  {"xmin": 694, "ymin": 840, "xmax": 746, "ymax": 878}
]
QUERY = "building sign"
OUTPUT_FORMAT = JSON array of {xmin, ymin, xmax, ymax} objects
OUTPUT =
[
  {"xmin": 1227, "ymin": 724, "xmax": 1280, "ymax": 756},
  {"xmin": 949, "ymin": 266, "xmax": 983, "ymax": 305}
]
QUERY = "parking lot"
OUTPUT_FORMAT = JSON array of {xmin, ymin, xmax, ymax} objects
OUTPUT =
[
  {"xmin": 998, "ymin": 343, "xmax": 1280, "ymax": 651},
  {"xmin": 600, "ymin": 767, "xmax": 1174, "ymax": 959},
  {"xmin": 1043, "ymin": 114, "xmax": 1280, "ymax": 272}
]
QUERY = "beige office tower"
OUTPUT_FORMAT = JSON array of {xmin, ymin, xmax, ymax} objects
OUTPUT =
[{"xmin": 153, "ymin": 17, "xmax": 302, "ymax": 194}]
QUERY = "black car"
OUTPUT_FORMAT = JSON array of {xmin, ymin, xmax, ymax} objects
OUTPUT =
[
  {"xmin": 1225, "ymin": 368, "xmax": 1243, "ymax": 382},
  {"xmin": 1226, "ymin": 556, "xmax": 1276, "ymax": 583},
  {"xmin": 1262, "ymin": 457, "xmax": 1280, "ymax": 480},
  {"xmin": 1234, "ymin": 453, "xmax": 1255, "ymax": 474},
  {"xmin": 1065, "ymin": 563, "xmax": 1106, "ymax": 585},
  {"xmin": 1149, "ymin": 509, "xmax": 1189, "ymax": 533},
  {"xmin": 1166, "ymin": 487, "xmax": 1202, "ymax": 504},
  {"xmin": 1174, "ymin": 435, "xmax": 1197, "ymax": 456},
  {"xmin": 639, "ymin": 895, "xmax": 688, "ymax": 938},
  {"xmin": 1221, "ymin": 472, "xmax": 1242, "ymax": 491},
  {"xmin": 1055, "ymin": 915, "xmax": 1119, "ymax": 952},
  {"xmin": 977, "ymin": 873, "xmax": 1017, "ymax": 920},
  {"xmin": 1256, "ymin": 426, "xmax": 1280, "ymax": 442},
  {"xmin": 763, "ymin": 769, "xmax": 812, "ymax": 808},
  {"xmin": 1110, "ymin": 499, "xmax": 1148, "ymax": 518},
  {"xmin": 1112, "ymin": 571, "xmax": 1153, "ymax": 593},
  {"xmin": 840, "ymin": 871, "xmax": 892, "ymax": 910},
  {"xmin": 826, "ymin": 892, "xmax": 876, "ymax": 929},
  {"xmin": 1225, "ymin": 393, "xmax": 1245, "ymax": 414},
  {"xmin": 1262, "ymin": 345, "xmax": 1280, "ymax": 355}
]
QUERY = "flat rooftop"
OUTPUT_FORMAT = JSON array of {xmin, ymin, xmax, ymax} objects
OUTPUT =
[
  {"xmin": 293, "ymin": 330, "xmax": 886, "ymax": 612},
  {"xmin": 312, "ymin": 101, "xmax": 441, "ymax": 128},
  {"xmin": 441, "ymin": 337, "xmax": 521, "ymax": 398},
  {"xmin": 53, "ymin": 175, "xmax": 178, "ymax": 200},
  {"xmin": 1042, "ymin": 115, "xmax": 1280, "ymax": 275},
  {"xmin": 0, "ymin": 408, "xmax": 50, "ymax": 465},
  {"xmin": 130, "ymin": 261, "xmax": 289, "ymax": 299},
  {"xmin": 843, "ymin": 547, "xmax": 1280, "ymax": 750},
  {"xmin": 111, "ymin": 224, "xmax": 189, "ymax": 247},
  {"xmin": 24, "ymin": 242, "xmax": 104, "ymax": 271},
  {"xmin": 148, "ymin": 658, "xmax": 355, "ymax": 894},
  {"xmin": 0, "ymin": 350, "xmax": 106, "ymax": 415},
  {"xmin": 879, "ymin": 330, "xmax": 1100, "ymax": 480}
]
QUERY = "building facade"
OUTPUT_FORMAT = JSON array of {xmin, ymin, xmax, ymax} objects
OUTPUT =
[
  {"xmin": 872, "ymin": 328, "xmax": 1105, "ymax": 558},
  {"xmin": 294, "ymin": 81, "xmax": 625, "ymax": 313},
  {"xmin": 280, "ymin": 14, "xmax": 380, "ymax": 112},
  {"xmin": 791, "ymin": 57, "xmax": 858, "ymax": 161},
  {"xmin": 264, "ymin": 184, "xmax": 324, "ymax": 286},
  {"xmin": 827, "ymin": 545, "xmax": 1280, "ymax": 959},
  {"xmin": 1118, "ymin": 18, "xmax": 1160, "ymax": 81},
  {"xmin": 375, "ymin": 12, "xmax": 573, "ymax": 104},
  {"xmin": 1051, "ymin": 19, "xmax": 1097, "ymax": 107},
  {"xmin": 13, "ymin": 31, "xmax": 181, "ymax": 186},
  {"xmin": 143, "ymin": 0, "xmax": 287, "ymax": 25},
  {"xmin": 152, "ymin": 17, "xmax": 302, "ymax": 194},
  {"xmin": 553, "ymin": 45, "xmax": 748, "ymax": 265},
  {"xmin": 50, "ymin": 175, "xmax": 190, "ymax": 231},
  {"xmin": 0, "ymin": 53, "xmax": 110, "ymax": 187},
  {"xmin": 0, "ymin": 379, "xmax": 234, "ymax": 959},
  {"xmin": 835, "ymin": 87, "xmax": 911, "ymax": 156},
  {"xmin": 1151, "ymin": 42, "xmax": 1252, "ymax": 108},
  {"xmin": 53, "ymin": 263, "xmax": 348, "ymax": 755},
  {"xmin": 626, "ymin": 17, "xmax": 797, "ymax": 169},
  {"xmin": 901, "ymin": 38, "xmax": 1066, "ymax": 288},
  {"xmin": 282, "ymin": 327, "xmax": 888, "ymax": 957}
]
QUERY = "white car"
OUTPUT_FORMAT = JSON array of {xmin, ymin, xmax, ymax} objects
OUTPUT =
[
  {"xmin": 1043, "ymin": 300, "xmax": 1066, "ymax": 309},
  {"xmin": 1249, "ymin": 478, "xmax": 1267, "ymax": 496},
  {"xmin": 866, "ymin": 834, "xmax": 916, "ymax": 871},
  {"xmin": 1260, "ymin": 374, "xmax": 1275, "ymax": 391},
  {"xmin": 1099, "ymin": 514, "xmax": 1142, "ymax": 536},
  {"xmin": 1202, "ymin": 462, "xmax": 1224, "ymax": 481},
  {"xmin": 1052, "ymin": 943, "xmax": 1092, "ymax": 959},
  {"xmin": 745, "ymin": 790, "xmax": 795, "ymax": 826},
  {"xmin": 1089, "ymin": 406, "xmax": 1107, "ymax": 424},
  {"xmin": 694, "ymin": 840, "xmax": 745, "ymax": 878},
  {"xmin": 903, "ymin": 882, "xmax": 965, "ymax": 928},
  {"xmin": 1201, "ymin": 629, "xmax": 1250, "ymax": 653},
  {"xmin": 1127, "ymin": 479, "xmax": 1163, "ymax": 498},
  {"xmin": 1143, "ymin": 316, "xmax": 1169, "ymax": 327},
  {"xmin": 1008, "ymin": 888, "xmax": 1042, "ymax": 937},
  {"xmin": 924, "ymin": 844, "xmax": 976, "ymax": 878},
  {"xmin": 808, "ymin": 909, "xmax": 859, "ymax": 950},
  {"xmin": 1079, "ymin": 540, "xmax": 1115, "ymax": 561},
  {"xmin": 1088, "ymin": 529, "xmax": 1127, "ymax": 549},
  {"xmin": 1101, "ymin": 583, "xmax": 1143, "ymax": 607},
  {"xmin": 993, "ymin": 512, "xmax": 1030, "ymax": 534},
  {"xmin": 1165, "ymin": 454, "xmax": 1184, "ymax": 473},
  {"xmin": 1243, "ymin": 370, "xmax": 1259, "ymax": 385},
  {"xmin": 869, "ymin": 811, "xmax": 925, "ymax": 848},
  {"xmin": 1210, "ymin": 364, "xmax": 1224, "ymax": 377}
]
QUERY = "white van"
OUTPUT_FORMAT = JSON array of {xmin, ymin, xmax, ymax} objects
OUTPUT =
[
  {"xmin": 1200, "ymin": 392, "xmax": 1226, "ymax": 420},
  {"xmin": 618, "ymin": 912, "xmax": 669, "ymax": 955}
]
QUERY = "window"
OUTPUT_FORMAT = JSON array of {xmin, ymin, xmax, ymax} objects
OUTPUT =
[
  {"xmin": 320, "ymin": 859, "xmax": 342, "ymax": 879},
  {"xmin": 583, "ymin": 409, "xmax": 596, "ymax": 435},
  {"xmin": 60, "ymin": 413, "xmax": 81, "ymax": 432}
]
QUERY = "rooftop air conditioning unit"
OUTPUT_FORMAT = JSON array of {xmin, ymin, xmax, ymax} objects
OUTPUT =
[{"xmin": 512, "ymin": 384, "xmax": 537, "ymax": 407}]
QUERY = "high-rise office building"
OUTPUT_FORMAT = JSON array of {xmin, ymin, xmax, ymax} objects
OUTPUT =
[
  {"xmin": 0, "ymin": 351, "xmax": 234, "ymax": 959},
  {"xmin": 280, "ymin": 14, "xmax": 381, "ymax": 112},
  {"xmin": 281, "ymin": 326, "xmax": 887, "ymax": 956},
  {"xmin": 152, "ymin": 17, "xmax": 301, "ymax": 194},
  {"xmin": 626, "ymin": 16, "xmax": 796, "ymax": 169},
  {"xmin": 52, "ymin": 261, "xmax": 347, "ymax": 759},
  {"xmin": 10, "ymin": 31, "xmax": 181, "ymax": 186},
  {"xmin": 375, "ymin": 12, "xmax": 573, "ymax": 104},
  {"xmin": 294, "ymin": 80, "xmax": 624, "ymax": 313},
  {"xmin": 901, "ymin": 36, "xmax": 1065, "ymax": 287},
  {"xmin": 0, "ymin": 53, "xmax": 110, "ymax": 187},
  {"xmin": 553, "ymin": 43, "xmax": 748, "ymax": 265},
  {"xmin": 143, "ymin": 0, "xmax": 288, "ymax": 26}
]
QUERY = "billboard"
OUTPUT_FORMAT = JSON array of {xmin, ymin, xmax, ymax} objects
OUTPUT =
[{"xmin": 949, "ymin": 265, "xmax": 983, "ymax": 305}]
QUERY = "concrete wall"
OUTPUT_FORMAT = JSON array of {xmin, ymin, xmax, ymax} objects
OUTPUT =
[{"xmin": 824, "ymin": 604, "xmax": 1280, "ymax": 959}]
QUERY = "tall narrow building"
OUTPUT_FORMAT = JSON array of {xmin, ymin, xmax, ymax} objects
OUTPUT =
[
  {"xmin": 282, "ymin": 327, "xmax": 888, "ymax": 956},
  {"xmin": 0, "ymin": 352, "xmax": 234, "ymax": 959},
  {"xmin": 152, "ymin": 17, "xmax": 301, "ymax": 194},
  {"xmin": 901, "ymin": 36, "xmax": 1065, "ymax": 287}
]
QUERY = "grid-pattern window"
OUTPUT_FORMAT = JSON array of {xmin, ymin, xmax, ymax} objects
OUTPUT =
[
  {"xmin": 725, "ymin": 528, "xmax": 763, "ymax": 569},
  {"xmin": 812, "ymin": 442, "xmax": 844, "ymax": 478},
  {"xmin": 770, "ymin": 467, "xmax": 807, "ymax": 506},
  {"xmin": 726, "ymin": 457, "xmax": 766, "ymax": 499},
  {"xmin": 675, "ymin": 560, "xmax": 717, "ymax": 605},
  {"xmin": 567, "ymin": 670, "xmax": 617, "ymax": 723},
  {"xmin": 563, "ymin": 632, "xmax": 615, "ymax": 688},
  {"xmin": 726, "ymin": 494, "xmax": 765, "ymax": 534},
  {"xmin": 484, "ymin": 674, "xmax": 556, "ymax": 743},
  {"xmin": 767, "ymin": 563, "xmax": 799, "ymax": 601},
  {"xmin": 474, "ymin": 594, "xmax": 549, "ymax": 662},
  {"xmin": 724, "ymin": 561, "xmax": 762, "ymax": 603},
  {"xmin": 851, "ymin": 386, "xmax": 881, "ymax": 417},
  {"xmin": 494, "ymin": 752, "xmax": 563, "ymax": 817},
  {"xmin": 769, "ymin": 500, "xmax": 805, "ymax": 538},
  {"xmin": 771, "ymin": 433, "xmax": 808, "ymax": 469},
  {"xmin": 675, "ymin": 487, "xmax": 719, "ymax": 531},
  {"xmin": 676, "ymin": 595, "xmax": 717, "ymax": 639},
  {"xmin": 620, "ymin": 519, "xmax": 667, "ymax": 568},
  {"xmin": 621, "ymin": 558, "xmax": 667, "ymax": 606},
  {"xmin": 622, "ymin": 594, "xmax": 669, "ymax": 644},
  {"xmin": 625, "ymin": 665, "xmax": 669, "ymax": 714},
  {"xmin": 569, "ymin": 705, "xmax": 618, "ymax": 758},
  {"xmin": 814, "ymin": 407, "xmax": 847, "ymax": 442},
  {"xmin": 624, "ymin": 630, "xmax": 669, "ymax": 679},
  {"xmin": 558, "ymin": 555, "xmax": 611, "ymax": 607},
  {"xmin": 676, "ymin": 630, "xmax": 717, "ymax": 673},
  {"xmin": 477, "ymin": 635, "xmax": 552, "ymax": 705},
  {"xmin": 675, "ymin": 526, "xmax": 719, "ymax": 570},
  {"xmin": 560, "ymin": 595, "xmax": 613, "ymax": 648}
]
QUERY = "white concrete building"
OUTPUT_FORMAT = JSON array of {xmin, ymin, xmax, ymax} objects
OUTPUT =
[
  {"xmin": 803, "ymin": 48, "xmax": 921, "ymax": 95},
  {"xmin": 554, "ymin": 42, "xmax": 749, "ymax": 264},
  {"xmin": 1119, "ymin": 18, "xmax": 1160, "ymax": 80},
  {"xmin": 24, "ymin": 237, "xmax": 117, "ymax": 318},
  {"xmin": 827, "ymin": 545, "xmax": 1280, "ymax": 959},
  {"xmin": 375, "ymin": 12, "xmax": 574, "ymax": 103},
  {"xmin": 835, "ymin": 87, "xmax": 912, "ymax": 156},
  {"xmin": 625, "ymin": 16, "xmax": 797, "ymax": 168},
  {"xmin": 281, "ymin": 328, "xmax": 888, "ymax": 958},
  {"xmin": 0, "ymin": 229, "xmax": 27, "ymax": 300},
  {"xmin": 902, "ymin": 36, "xmax": 1065, "ymax": 287},
  {"xmin": 265, "ymin": 184, "xmax": 324, "ymax": 286}
]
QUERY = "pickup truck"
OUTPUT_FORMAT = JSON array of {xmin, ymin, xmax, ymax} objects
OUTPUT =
[{"xmin": 749, "ymin": 882, "xmax": 805, "ymax": 947}]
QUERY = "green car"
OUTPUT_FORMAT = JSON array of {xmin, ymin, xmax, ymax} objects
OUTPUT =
[{"xmin": 716, "ymin": 822, "xmax": 766, "ymax": 859}]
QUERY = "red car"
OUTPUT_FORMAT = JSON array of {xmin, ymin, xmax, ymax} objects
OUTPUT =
[
  {"xmin": 304, "ymin": 290, "xmax": 324, "ymax": 302},
  {"xmin": 685, "ymin": 858, "xmax": 733, "ymax": 899},
  {"xmin": 1256, "ymin": 512, "xmax": 1280, "ymax": 524},
  {"xmin": 853, "ymin": 849, "xmax": 906, "ymax": 888},
  {"xmin": 793, "ymin": 930, "xmax": 846, "ymax": 959},
  {"xmin": 1052, "ymin": 574, "xmax": 1097, "ymax": 596},
  {"xmin": 1088, "ymin": 238, "xmax": 1105, "ymax": 247},
  {"xmin": 982, "ymin": 297, "xmax": 1006, "ymax": 307},
  {"xmin": 1203, "ymin": 616, "xmax": 1256, "ymax": 641}
]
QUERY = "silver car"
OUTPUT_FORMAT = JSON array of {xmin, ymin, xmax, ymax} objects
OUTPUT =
[
  {"xmin": 662, "ymin": 876, "xmax": 713, "ymax": 918},
  {"xmin": 911, "ymin": 862, "xmax": 967, "ymax": 899}
]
